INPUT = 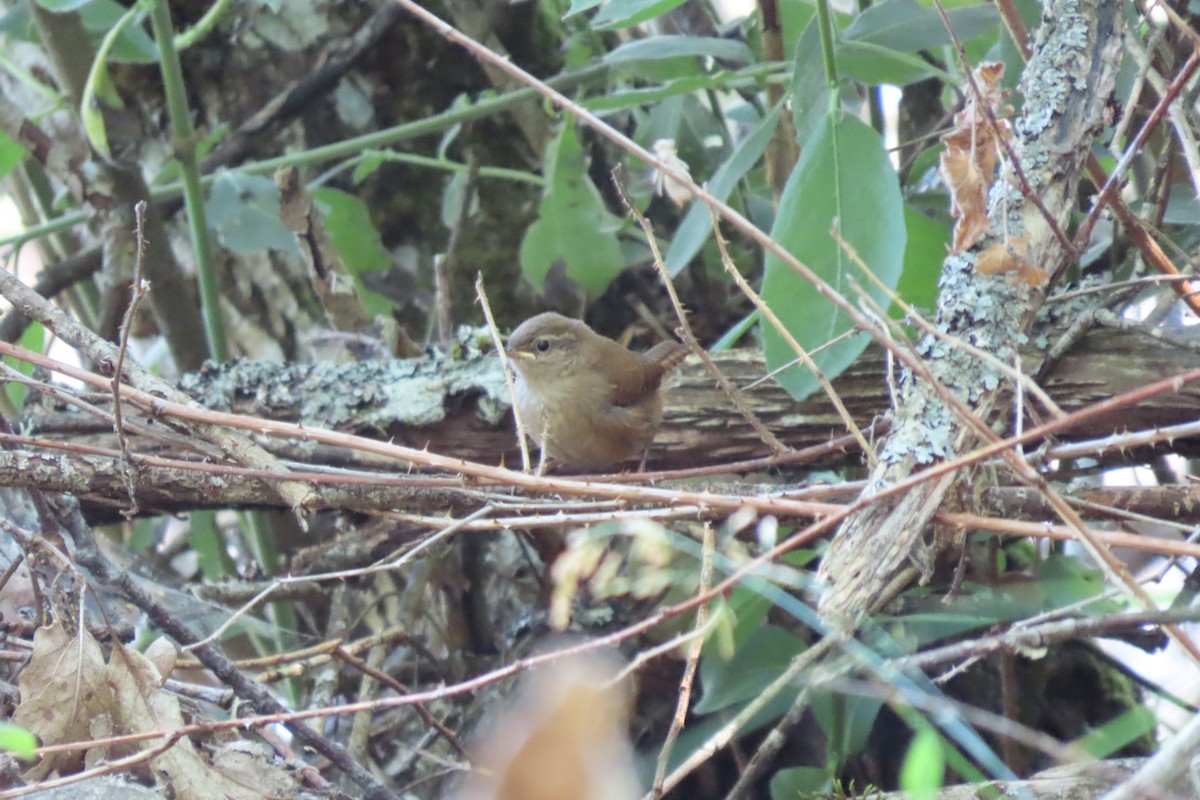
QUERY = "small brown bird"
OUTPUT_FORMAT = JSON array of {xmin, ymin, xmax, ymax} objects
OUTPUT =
[{"xmin": 505, "ymin": 312, "xmax": 689, "ymax": 470}]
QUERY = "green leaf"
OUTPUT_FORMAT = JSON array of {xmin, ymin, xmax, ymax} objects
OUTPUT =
[
  {"xmin": 205, "ymin": 170, "xmax": 299, "ymax": 256},
  {"xmin": 837, "ymin": 40, "xmax": 952, "ymax": 86},
  {"xmin": 0, "ymin": 3, "xmax": 33, "ymax": 39},
  {"xmin": 790, "ymin": 19, "xmax": 832, "ymax": 151},
  {"xmin": 711, "ymin": 311, "xmax": 759, "ymax": 351},
  {"xmin": 665, "ymin": 105, "xmax": 781, "ymax": 275},
  {"xmin": 518, "ymin": 123, "xmax": 624, "ymax": 298},
  {"xmin": 761, "ymin": 110, "xmax": 905, "ymax": 400},
  {"xmin": 604, "ymin": 35, "xmax": 753, "ymax": 65},
  {"xmin": 812, "ymin": 692, "xmax": 885, "ymax": 760},
  {"xmin": 591, "ymin": 0, "xmax": 688, "ymax": 29},
  {"xmin": 80, "ymin": 63, "xmax": 113, "ymax": 158},
  {"xmin": 1163, "ymin": 184, "xmax": 1200, "ymax": 225},
  {"xmin": 351, "ymin": 149, "xmax": 389, "ymax": 184},
  {"xmin": 78, "ymin": 0, "xmax": 145, "ymax": 158},
  {"xmin": 80, "ymin": 0, "xmax": 157, "ymax": 64},
  {"xmin": 1074, "ymin": 707, "xmax": 1156, "ymax": 759},
  {"xmin": 0, "ymin": 723, "xmax": 38, "ymax": 761},
  {"xmin": 894, "ymin": 206, "xmax": 947, "ymax": 315},
  {"xmin": 695, "ymin": 624, "xmax": 806, "ymax": 714},
  {"xmin": 564, "ymin": 0, "xmax": 606, "ymax": 17},
  {"xmin": 900, "ymin": 726, "xmax": 945, "ymax": 800},
  {"xmin": 4, "ymin": 322, "xmax": 44, "ymax": 410},
  {"xmin": 781, "ymin": 0, "xmax": 817, "ymax": 61},
  {"xmin": 664, "ymin": 688, "xmax": 796, "ymax": 773},
  {"xmin": 310, "ymin": 187, "xmax": 393, "ymax": 316},
  {"xmin": 0, "ymin": 130, "xmax": 28, "ymax": 182},
  {"xmin": 584, "ymin": 73, "xmax": 723, "ymax": 112},
  {"xmin": 770, "ymin": 766, "xmax": 834, "ymax": 799},
  {"xmin": 1035, "ymin": 554, "xmax": 1116, "ymax": 611},
  {"xmin": 843, "ymin": 0, "xmax": 998, "ymax": 52},
  {"xmin": 35, "ymin": 0, "xmax": 95, "ymax": 11}
]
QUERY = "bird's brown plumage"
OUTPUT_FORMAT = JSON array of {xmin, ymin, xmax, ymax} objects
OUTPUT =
[{"xmin": 505, "ymin": 312, "xmax": 688, "ymax": 469}]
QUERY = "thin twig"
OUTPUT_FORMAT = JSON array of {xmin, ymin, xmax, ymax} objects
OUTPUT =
[
  {"xmin": 651, "ymin": 522, "xmax": 715, "ymax": 797},
  {"xmin": 333, "ymin": 645, "xmax": 469, "ymax": 760},
  {"xmin": 475, "ymin": 273, "xmax": 531, "ymax": 473},
  {"xmin": 435, "ymin": 152, "xmax": 479, "ymax": 345},
  {"xmin": 111, "ymin": 200, "xmax": 149, "ymax": 516},
  {"xmin": 1073, "ymin": 52, "xmax": 1200, "ymax": 266}
]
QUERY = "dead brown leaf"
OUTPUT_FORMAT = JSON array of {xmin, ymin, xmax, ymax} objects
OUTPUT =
[
  {"xmin": 15, "ymin": 620, "xmax": 112, "ymax": 780},
  {"xmin": 974, "ymin": 236, "xmax": 1048, "ymax": 286},
  {"xmin": 939, "ymin": 62, "xmax": 1011, "ymax": 254},
  {"xmin": 15, "ymin": 623, "xmax": 296, "ymax": 799}
]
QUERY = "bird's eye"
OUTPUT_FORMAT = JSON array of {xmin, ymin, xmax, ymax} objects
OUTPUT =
[{"xmin": 535, "ymin": 339, "xmax": 551, "ymax": 353}]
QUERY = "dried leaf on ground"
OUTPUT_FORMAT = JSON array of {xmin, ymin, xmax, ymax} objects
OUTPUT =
[
  {"xmin": 15, "ymin": 620, "xmax": 112, "ymax": 780},
  {"xmin": 15, "ymin": 622, "xmax": 296, "ymax": 799}
]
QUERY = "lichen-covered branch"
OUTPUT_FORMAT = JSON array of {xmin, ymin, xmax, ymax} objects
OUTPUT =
[{"xmin": 815, "ymin": 0, "xmax": 1125, "ymax": 623}]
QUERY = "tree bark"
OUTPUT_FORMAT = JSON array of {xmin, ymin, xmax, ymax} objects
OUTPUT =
[
  {"xmin": 8, "ymin": 326, "xmax": 1199, "ymax": 518},
  {"xmin": 815, "ymin": 0, "xmax": 1126, "ymax": 624}
]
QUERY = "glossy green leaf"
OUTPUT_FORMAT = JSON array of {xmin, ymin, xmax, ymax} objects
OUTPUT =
[
  {"xmin": 900, "ymin": 726, "xmax": 945, "ymax": 800},
  {"xmin": 519, "ymin": 123, "xmax": 624, "ymax": 298},
  {"xmin": 205, "ymin": 170, "xmax": 299, "ymax": 256},
  {"xmin": 843, "ymin": 0, "xmax": 998, "ymax": 52},
  {"xmin": 604, "ymin": 35, "xmax": 752, "ymax": 65},
  {"xmin": 761, "ymin": 111, "xmax": 905, "ymax": 400},
  {"xmin": 311, "ymin": 187, "xmax": 393, "ymax": 316},
  {"xmin": 665, "ymin": 104, "xmax": 781, "ymax": 275}
]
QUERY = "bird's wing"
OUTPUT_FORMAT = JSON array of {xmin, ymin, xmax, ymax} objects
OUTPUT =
[{"xmin": 605, "ymin": 341, "xmax": 688, "ymax": 408}]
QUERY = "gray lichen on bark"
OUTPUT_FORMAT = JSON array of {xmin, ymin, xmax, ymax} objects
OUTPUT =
[{"xmin": 180, "ymin": 352, "xmax": 511, "ymax": 431}]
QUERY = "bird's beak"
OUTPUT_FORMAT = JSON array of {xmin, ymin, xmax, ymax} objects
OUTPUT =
[{"xmin": 504, "ymin": 349, "xmax": 533, "ymax": 361}]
